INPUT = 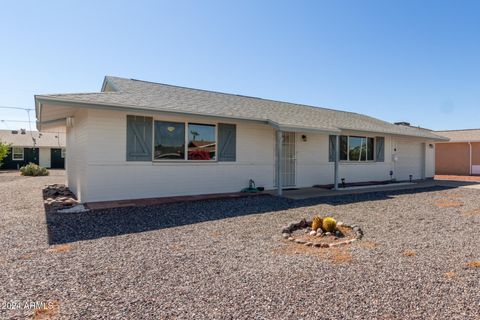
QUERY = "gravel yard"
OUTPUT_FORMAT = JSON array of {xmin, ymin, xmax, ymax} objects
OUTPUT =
[{"xmin": 1, "ymin": 170, "xmax": 479, "ymax": 319}]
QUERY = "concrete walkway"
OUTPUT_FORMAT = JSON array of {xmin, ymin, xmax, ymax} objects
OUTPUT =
[{"xmin": 270, "ymin": 179, "xmax": 480, "ymax": 200}]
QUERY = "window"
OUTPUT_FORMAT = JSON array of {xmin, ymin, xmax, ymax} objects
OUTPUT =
[
  {"xmin": 188, "ymin": 123, "xmax": 216, "ymax": 160},
  {"xmin": 340, "ymin": 136, "xmax": 348, "ymax": 161},
  {"xmin": 154, "ymin": 121, "xmax": 186, "ymax": 160},
  {"xmin": 12, "ymin": 147, "xmax": 24, "ymax": 160},
  {"xmin": 154, "ymin": 121, "xmax": 217, "ymax": 161},
  {"xmin": 340, "ymin": 136, "xmax": 374, "ymax": 161},
  {"xmin": 61, "ymin": 148, "xmax": 66, "ymax": 158}
]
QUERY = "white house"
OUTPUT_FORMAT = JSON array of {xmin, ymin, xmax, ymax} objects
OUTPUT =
[
  {"xmin": 35, "ymin": 76, "xmax": 447, "ymax": 203},
  {"xmin": 0, "ymin": 129, "xmax": 66, "ymax": 169}
]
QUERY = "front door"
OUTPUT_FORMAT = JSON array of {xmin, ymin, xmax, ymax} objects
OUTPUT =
[
  {"xmin": 50, "ymin": 148, "xmax": 65, "ymax": 169},
  {"xmin": 275, "ymin": 132, "xmax": 296, "ymax": 187}
]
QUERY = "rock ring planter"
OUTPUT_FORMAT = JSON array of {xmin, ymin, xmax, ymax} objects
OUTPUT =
[{"xmin": 281, "ymin": 218, "xmax": 363, "ymax": 248}]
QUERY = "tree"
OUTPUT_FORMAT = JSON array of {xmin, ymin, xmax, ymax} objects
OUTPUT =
[
  {"xmin": 0, "ymin": 140, "xmax": 11, "ymax": 169},
  {"xmin": 190, "ymin": 130, "xmax": 199, "ymax": 141}
]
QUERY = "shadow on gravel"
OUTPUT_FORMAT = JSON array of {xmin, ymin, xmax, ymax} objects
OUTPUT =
[{"xmin": 45, "ymin": 186, "xmax": 454, "ymax": 244}]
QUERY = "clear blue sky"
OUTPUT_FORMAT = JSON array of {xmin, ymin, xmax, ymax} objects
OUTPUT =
[{"xmin": 1, "ymin": 0, "xmax": 479, "ymax": 131}]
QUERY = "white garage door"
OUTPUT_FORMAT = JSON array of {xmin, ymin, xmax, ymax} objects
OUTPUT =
[{"xmin": 395, "ymin": 141, "xmax": 424, "ymax": 181}]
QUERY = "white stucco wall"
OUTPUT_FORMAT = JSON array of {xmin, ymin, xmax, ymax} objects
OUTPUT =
[
  {"xmin": 64, "ymin": 108, "xmax": 436, "ymax": 202},
  {"xmin": 82, "ymin": 109, "xmax": 275, "ymax": 202},
  {"xmin": 66, "ymin": 109, "xmax": 88, "ymax": 200}
]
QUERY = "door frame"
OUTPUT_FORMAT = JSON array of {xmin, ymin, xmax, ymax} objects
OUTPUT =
[{"xmin": 274, "ymin": 131, "xmax": 296, "ymax": 187}]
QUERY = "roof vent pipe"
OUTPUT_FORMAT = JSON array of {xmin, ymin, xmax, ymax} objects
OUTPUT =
[{"xmin": 394, "ymin": 122, "xmax": 411, "ymax": 126}]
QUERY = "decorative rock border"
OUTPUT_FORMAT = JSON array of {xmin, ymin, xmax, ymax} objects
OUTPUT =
[
  {"xmin": 281, "ymin": 218, "xmax": 363, "ymax": 248},
  {"xmin": 43, "ymin": 184, "xmax": 80, "ymax": 213}
]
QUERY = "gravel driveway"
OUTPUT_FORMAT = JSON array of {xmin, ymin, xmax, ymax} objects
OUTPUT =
[{"xmin": 1, "ymin": 170, "xmax": 479, "ymax": 319}]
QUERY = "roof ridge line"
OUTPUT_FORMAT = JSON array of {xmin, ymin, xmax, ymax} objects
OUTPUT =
[
  {"xmin": 435, "ymin": 128, "xmax": 480, "ymax": 132},
  {"xmin": 116, "ymin": 77, "xmax": 362, "ymax": 116}
]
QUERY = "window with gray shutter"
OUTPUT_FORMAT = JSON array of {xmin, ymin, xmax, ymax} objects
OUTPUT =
[
  {"xmin": 218, "ymin": 123, "xmax": 236, "ymax": 161},
  {"xmin": 328, "ymin": 135, "xmax": 336, "ymax": 162},
  {"xmin": 126, "ymin": 115, "xmax": 153, "ymax": 161},
  {"xmin": 375, "ymin": 136, "xmax": 385, "ymax": 162}
]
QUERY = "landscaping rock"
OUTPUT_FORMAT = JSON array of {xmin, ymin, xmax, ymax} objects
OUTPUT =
[
  {"xmin": 63, "ymin": 198, "xmax": 77, "ymax": 206},
  {"xmin": 309, "ymin": 230, "xmax": 317, "ymax": 236}
]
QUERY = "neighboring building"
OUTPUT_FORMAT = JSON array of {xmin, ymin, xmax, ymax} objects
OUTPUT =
[
  {"xmin": 35, "ymin": 76, "xmax": 447, "ymax": 203},
  {"xmin": 435, "ymin": 129, "xmax": 480, "ymax": 175},
  {"xmin": 0, "ymin": 130, "xmax": 66, "ymax": 169}
]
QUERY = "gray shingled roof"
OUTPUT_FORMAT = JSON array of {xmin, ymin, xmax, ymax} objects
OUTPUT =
[
  {"xmin": 0, "ymin": 130, "xmax": 65, "ymax": 148},
  {"xmin": 36, "ymin": 76, "xmax": 447, "ymax": 140},
  {"xmin": 435, "ymin": 129, "xmax": 480, "ymax": 142}
]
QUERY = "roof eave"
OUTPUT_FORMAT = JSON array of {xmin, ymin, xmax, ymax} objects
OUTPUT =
[
  {"xmin": 34, "ymin": 96, "xmax": 450, "ymax": 141},
  {"xmin": 267, "ymin": 119, "xmax": 340, "ymax": 134},
  {"xmin": 35, "ymin": 96, "xmax": 274, "ymax": 127}
]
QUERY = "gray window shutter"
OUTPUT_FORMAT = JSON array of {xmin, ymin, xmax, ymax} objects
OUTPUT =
[
  {"xmin": 375, "ymin": 137, "xmax": 385, "ymax": 162},
  {"xmin": 328, "ymin": 135, "xmax": 336, "ymax": 162},
  {"xmin": 126, "ymin": 115, "xmax": 153, "ymax": 161},
  {"xmin": 218, "ymin": 123, "xmax": 236, "ymax": 161}
]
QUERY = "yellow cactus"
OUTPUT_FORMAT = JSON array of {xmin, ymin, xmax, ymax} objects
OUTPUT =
[
  {"xmin": 322, "ymin": 217, "xmax": 337, "ymax": 232},
  {"xmin": 311, "ymin": 216, "xmax": 323, "ymax": 231}
]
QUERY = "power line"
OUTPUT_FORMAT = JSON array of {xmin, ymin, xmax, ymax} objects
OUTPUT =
[
  {"xmin": 0, "ymin": 120, "xmax": 35, "ymax": 123},
  {"xmin": 0, "ymin": 106, "xmax": 34, "ymax": 111}
]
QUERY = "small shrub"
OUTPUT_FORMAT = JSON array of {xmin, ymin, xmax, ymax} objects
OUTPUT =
[
  {"xmin": 311, "ymin": 216, "xmax": 323, "ymax": 231},
  {"xmin": 322, "ymin": 217, "xmax": 337, "ymax": 232},
  {"xmin": 20, "ymin": 163, "xmax": 49, "ymax": 176},
  {"xmin": 0, "ymin": 140, "xmax": 11, "ymax": 168}
]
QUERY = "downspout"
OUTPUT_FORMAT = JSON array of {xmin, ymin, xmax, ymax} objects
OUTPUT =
[
  {"xmin": 276, "ymin": 130, "xmax": 283, "ymax": 196},
  {"xmin": 334, "ymin": 135, "xmax": 339, "ymax": 190},
  {"xmin": 468, "ymin": 142, "xmax": 472, "ymax": 175}
]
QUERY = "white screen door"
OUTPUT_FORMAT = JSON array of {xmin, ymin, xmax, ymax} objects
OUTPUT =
[{"xmin": 275, "ymin": 132, "xmax": 296, "ymax": 187}]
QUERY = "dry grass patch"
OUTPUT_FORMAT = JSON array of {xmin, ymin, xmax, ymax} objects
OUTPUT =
[
  {"xmin": 19, "ymin": 253, "xmax": 34, "ymax": 260},
  {"xmin": 274, "ymin": 243, "xmax": 327, "ymax": 257},
  {"xmin": 403, "ymin": 250, "xmax": 416, "ymax": 257},
  {"xmin": 329, "ymin": 247, "xmax": 353, "ymax": 264},
  {"xmin": 273, "ymin": 244, "xmax": 353, "ymax": 265},
  {"xmin": 209, "ymin": 231, "xmax": 223, "ymax": 238},
  {"xmin": 434, "ymin": 199, "xmax": 463, "ymax": 208},
  {"xmin": 444, "ymin": 271, "xmax": 457, "ymax": 279},
  {"xmin": 444, "ymin": 193, "xmax": 464, "ymax": 199},
  {"xmin": 169, "ymin": 244, "xmax": 185, "ymax": 252},
  {"xmin": 466, "ymin": 261, "xmax": 480, "ymax": 268},
  {"xmin": 356, "ymin": 240, "xmax": 379, "ymax": 249},
  {"xmin": 31, "ymin": 300, "xmax": 60, "ymax": 320},
  {"xmin": 46, "ymin": 244, "xmax": 71, "ymax": 254},
  {"xmin": 462, "ymin": 208, "xmax": 480, "ymax": 216}
]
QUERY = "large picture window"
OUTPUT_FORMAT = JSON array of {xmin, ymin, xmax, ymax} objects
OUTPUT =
[
  {"xmin": 12, "ymin": 147, "xmax": 24, "ymax": 160},
  {"xmin": 188, "ymin": 123, "xmax": 216, "ymax": 160},
  {"xmin": 340, "ymin": 136, "xmax": 374, "ymax": 161},
  {"xmin": 154, "ymin": 121, "xmax": 217, "ymax": 161},
  {"xmin": 154, "ymin": 121, "xmax": 185, "ymax": 160}
]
